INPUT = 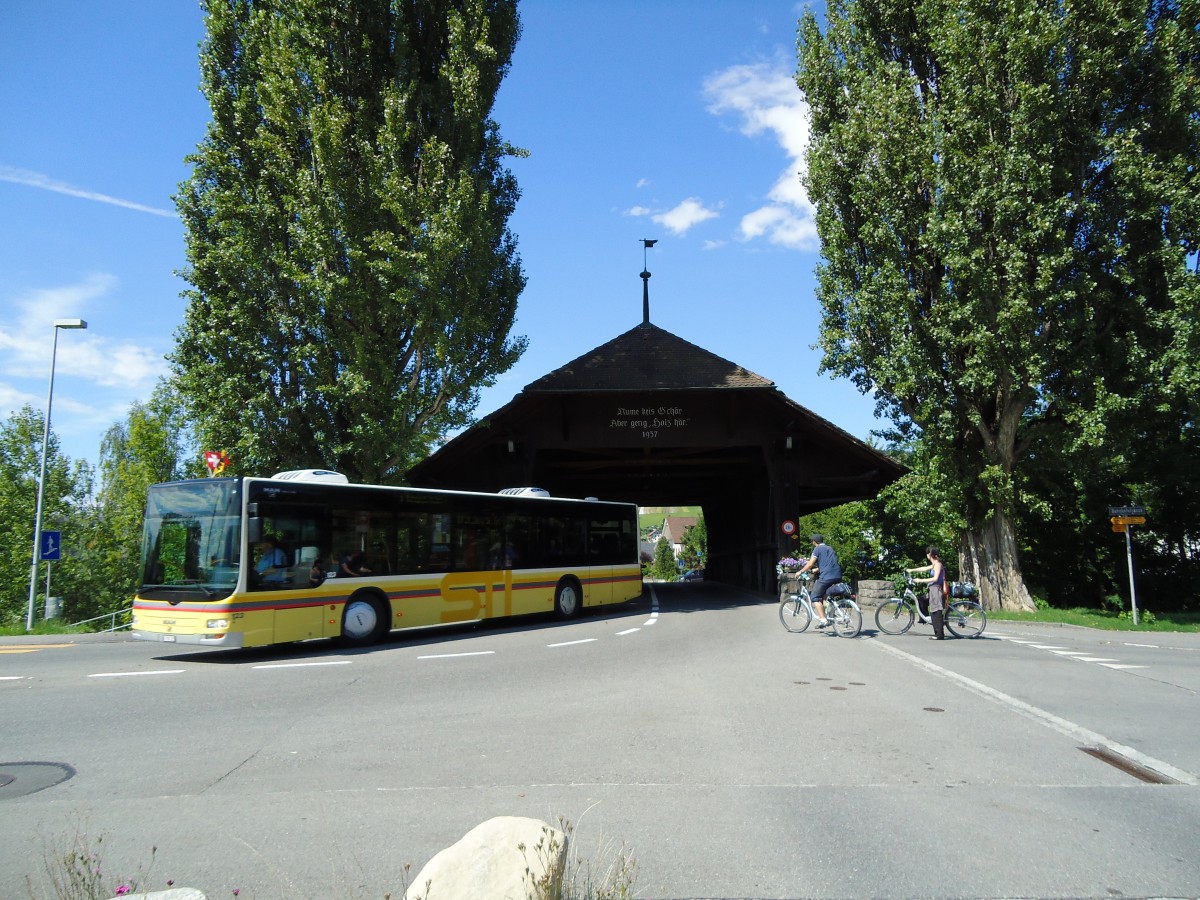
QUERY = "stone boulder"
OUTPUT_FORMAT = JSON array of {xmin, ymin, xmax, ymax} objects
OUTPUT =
[{"xmin": 404, "ymin": 816, "xmax": 567, "ymax": 900}]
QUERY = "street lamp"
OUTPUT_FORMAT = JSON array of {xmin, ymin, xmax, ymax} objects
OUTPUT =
[{"xmin": 26, "ymin": 318, "xmax": 88, "ymax": 631}]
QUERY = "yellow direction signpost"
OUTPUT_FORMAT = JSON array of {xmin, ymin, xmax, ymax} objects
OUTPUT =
[{"xmin": 1107, "ymin": 506, "xmax": 1147, "ymax": 624}]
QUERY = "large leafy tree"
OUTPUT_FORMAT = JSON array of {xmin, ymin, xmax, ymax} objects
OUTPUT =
[
  {"xmin": 174, "ymin": 0, "xmax": 527, "ymax": 484},
  {"xmin": 0, "ymin": 407, "xmax": 91, "ymax": 627},
  {"xmin": 797, "ymin": 0, "xmax": 1199, "ymax": 610}
]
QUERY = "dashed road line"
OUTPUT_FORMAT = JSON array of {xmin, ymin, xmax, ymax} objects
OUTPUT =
[
  {"xmin": 252, "ymin": 661, "xmax": 353, "ymax": 670},
  {"xmin": 88, "ymin": 669, "xmax": 185, "ymax": 678},
  {"xmin": 548, "ymin": 638, "xmax": 597, "ymax": 648},
  {"xmin": 417, "ymin": 650, "xmax": 495, "ymax": 660},
  {"xmin": 994, "ymin": 633, "xmax": 1149, "ymax": 672}
]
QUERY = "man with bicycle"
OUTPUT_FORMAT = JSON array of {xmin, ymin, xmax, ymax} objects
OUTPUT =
[{"xmin": 797, "ymin": 533, "xmax": 843, "ymax": 629}]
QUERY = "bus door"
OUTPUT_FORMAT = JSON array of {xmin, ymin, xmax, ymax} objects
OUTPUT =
[
  {"xmin": 588, "ymin": 516, "xmax": 622, "ymax": 606},
  {"xmin": 248, "ymin": 502, "xmax": 328, "ymax": 642}
]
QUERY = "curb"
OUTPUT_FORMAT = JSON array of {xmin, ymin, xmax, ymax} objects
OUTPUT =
[{"xmin": 0, "ymin": 631, "xmax": 134, "ymax": 645}]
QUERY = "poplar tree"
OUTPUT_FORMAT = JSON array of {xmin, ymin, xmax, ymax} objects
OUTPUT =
[
  {"xmin": 797, "ymin": 0, "xmax": 1199, "ymax": 610},
  {"xmin": 173, "ymin": 0, "xmax": 527, "ymax": 484}
]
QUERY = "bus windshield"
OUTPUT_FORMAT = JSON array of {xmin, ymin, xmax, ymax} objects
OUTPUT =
[{"xmin": 139, "ymin": 479, "xmax": 242, "ymax": 601}]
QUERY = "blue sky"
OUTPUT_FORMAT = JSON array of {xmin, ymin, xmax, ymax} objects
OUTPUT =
[{"xmin": 0, "ymin": 0, "xmax": 883, "ymax": 471}]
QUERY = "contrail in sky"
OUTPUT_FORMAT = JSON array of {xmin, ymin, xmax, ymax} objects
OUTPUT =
[{"xmin": 0, "ymin": 163, "xmax": 176, "ymax": 218}]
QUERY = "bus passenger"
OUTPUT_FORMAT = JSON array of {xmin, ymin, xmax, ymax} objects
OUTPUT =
[{"xmin": 339, "ymin": 550, "xmax": 372, "ymax": 578}]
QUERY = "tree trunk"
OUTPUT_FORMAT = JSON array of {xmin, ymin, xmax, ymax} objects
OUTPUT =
[{"xmin": 959, "ymin": 509, "xmax": 1036, "ymax": 612}]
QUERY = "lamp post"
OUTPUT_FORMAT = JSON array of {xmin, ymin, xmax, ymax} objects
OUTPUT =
[{"xmin": 26, "ymin": 318, "xmax": 87, "ymax": 631}]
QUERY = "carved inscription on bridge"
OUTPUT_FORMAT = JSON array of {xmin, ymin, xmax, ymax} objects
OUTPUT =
[{"xmin": 609, "ymin": 405, "xmax": 692, "ymax": 442}]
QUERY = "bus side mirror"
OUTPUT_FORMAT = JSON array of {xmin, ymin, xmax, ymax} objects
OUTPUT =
[{"xmin": 247, "ymin": 516, "xmax": 263, "ymax": 544}]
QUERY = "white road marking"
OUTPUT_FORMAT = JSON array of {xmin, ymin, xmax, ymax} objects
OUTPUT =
[
  {"xmin": 417, "ymin": 651, "xmax": 495, "ymax": 660},
  {"xmin": 870, "ymin": 640, "xmax": 1198, "ymax": 785},
  {"xmin": 995, "ymin": 633, "xmax": 1147, "ymax": 671},
  {"xmin": 252, "ymin": 661, "xmax": 352, "ymax": 670},
  {"xmin": 0, "ymin": 675, "xmax": 28, "ymax": 681},
  {"xmin": 616, "ymin": 628, "xmax": 640, "ymax": 636},
  {"xmin": 645, "ymin": 587, "xmax": 659, "ymax": 625},
  {"xmin": 88, "ymin": 669, "xmax": 185, "ymax": 678},
  {"xmin": 547, "ymin": 638, "xmax": 597, "ymax": 648},
  {"xmin": 1125, "ymin": 642, "xmax": 1159, "ymax": 648}
]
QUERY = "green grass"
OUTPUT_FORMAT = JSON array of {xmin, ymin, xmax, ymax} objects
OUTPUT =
[
  {"xmin": 987, "ymin": 607, "xmax": 1200, "ymax": 632},
  {"xmin": 0, "ymin": 621, "xmax": 95, "ymax": 637}
]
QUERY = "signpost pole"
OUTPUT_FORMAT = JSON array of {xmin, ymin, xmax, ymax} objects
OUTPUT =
[
  {"xmin": 1108, "ymin": 506, "xmax": 1145, "ymax": 626},
  {"xmin": 1125, "ymin": 527, "xmax": 1139, "ymax": 626}
]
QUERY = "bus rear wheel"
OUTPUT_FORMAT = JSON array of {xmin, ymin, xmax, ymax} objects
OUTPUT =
[
  {"xmin": 340, "ymin": 594, "xmax": 387, "ymax": 646},
  {"xmin": 554, "ymin": 579, "xmax": 582, "ymax": 619}
]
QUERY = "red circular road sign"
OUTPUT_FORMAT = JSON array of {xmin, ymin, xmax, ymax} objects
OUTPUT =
[{"xmin": 781, "ymin": 520, "xmax": 796, "ymax": 535}]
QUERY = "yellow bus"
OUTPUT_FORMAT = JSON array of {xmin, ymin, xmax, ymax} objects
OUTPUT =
[{"xmin": 132, "ymin": 470, "xmax": 643, "ymax": 649}]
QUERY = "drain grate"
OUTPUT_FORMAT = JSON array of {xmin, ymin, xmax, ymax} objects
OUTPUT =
[{"xmin": 1080, "ymin": 746, "xmax": 1180, "ymax": 784}]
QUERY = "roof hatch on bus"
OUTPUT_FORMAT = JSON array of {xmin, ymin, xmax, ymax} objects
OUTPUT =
[
  {"xmin": 271, "ymin": 469, "xmax": 350, "ymax": 484},
  {"xmin": 498, "ymin": 487, "xmax": 551, "ymax": 497}
]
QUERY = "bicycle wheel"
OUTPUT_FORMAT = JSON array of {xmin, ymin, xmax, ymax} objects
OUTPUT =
[
  {"xmin": 830, "ymin": 599, "xmax": 862, "ymax": 638},
  {"xmin": 945, "ymin": 600, "xmax": 986, "ymax": 638},
  {"xmin": 779, "ymin": 596, "xmax": 812, "ymax": 633},
  {"xmin": 875, "ymin": 599, "xmax": 915, "ymax": 635}
]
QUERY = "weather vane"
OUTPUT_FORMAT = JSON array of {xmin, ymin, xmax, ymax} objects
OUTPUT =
[{"xmin": 641, "ymin": 238, "xmax": 657, "ymax": 325}]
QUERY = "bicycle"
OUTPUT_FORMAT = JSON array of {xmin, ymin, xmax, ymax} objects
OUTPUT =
[
  {"xmin": 778, "ymin": 573, "xmax": 863, "ymax": 637},
  {"xmin": 874, "ymin": 575, "xmax": 987, "ymax": 638}
]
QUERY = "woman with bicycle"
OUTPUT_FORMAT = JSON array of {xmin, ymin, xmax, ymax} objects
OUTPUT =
[{"xmin": 906, "ymin": 546, "xmax": 946, "ymax": 640}]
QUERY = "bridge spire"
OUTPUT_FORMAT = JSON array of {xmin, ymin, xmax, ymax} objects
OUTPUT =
[{"xmin": 641, "ymin": 238, "xmax": 657, "ymax": 325}]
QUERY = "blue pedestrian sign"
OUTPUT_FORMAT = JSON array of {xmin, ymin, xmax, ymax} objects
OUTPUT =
[{"xmin": 41, "ymin": 531, "xmax": 61, "ymax": 562}]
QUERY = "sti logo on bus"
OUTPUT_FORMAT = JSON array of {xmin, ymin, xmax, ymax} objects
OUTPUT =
[{"xmin": 440, "ymin": 570, "xmax": 515, "ymax": 622}]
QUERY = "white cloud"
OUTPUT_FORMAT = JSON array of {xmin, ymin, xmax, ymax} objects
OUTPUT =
[
  {"xmin": 0, "ymin": 275, "xmax": 168, "ymax": 393},
  {"xmin": 0, "ymin": 274, "xmax": 171, "ymax": 459},
  {"xmin": 703, "ymin": 62, "xmax": 819, "ymax": 251},
  {"xmin": 626, "ymin": 205, "xmax": 652, "ymax": 217},
  {"xmin": 0, "ymin": 163, "xmax": 177, "ymax": 218},
  {"xmin": 652, "ymin": 197, "xmax": 719, "ymax": 236}
]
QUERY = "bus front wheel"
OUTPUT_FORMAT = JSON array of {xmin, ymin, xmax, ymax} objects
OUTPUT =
[
  {"xmin": 554, "ymin": 579, "xmax": 582, "ymax": 619},
  {"xmin": 340, "ymin": 594, "xmax": 387, "ymax": 646}
]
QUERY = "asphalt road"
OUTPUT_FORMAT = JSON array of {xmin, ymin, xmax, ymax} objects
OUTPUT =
[{"xmin": 2, "ymin": 582, "xmax": 1198, "ymax": 899}]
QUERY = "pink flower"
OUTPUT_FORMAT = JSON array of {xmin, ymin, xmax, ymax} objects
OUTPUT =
[{"xmin": 115, "ymin": 887, "xmax": 131, "ymax": 897}]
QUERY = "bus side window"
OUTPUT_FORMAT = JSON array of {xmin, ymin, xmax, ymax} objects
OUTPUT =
[{"xmin": 505, "ymin": 514, "xmax": 537, "ymax": 569}]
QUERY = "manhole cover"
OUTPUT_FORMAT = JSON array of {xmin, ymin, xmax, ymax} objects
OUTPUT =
[{"xmin": 0, "ymin": 762, "xmax": 75, "ymax": 799}]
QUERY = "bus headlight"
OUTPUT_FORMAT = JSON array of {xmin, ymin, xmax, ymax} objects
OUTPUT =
[{"xmin": 206, "ymin": 618, "xmax": 230, "ymax": 630}]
